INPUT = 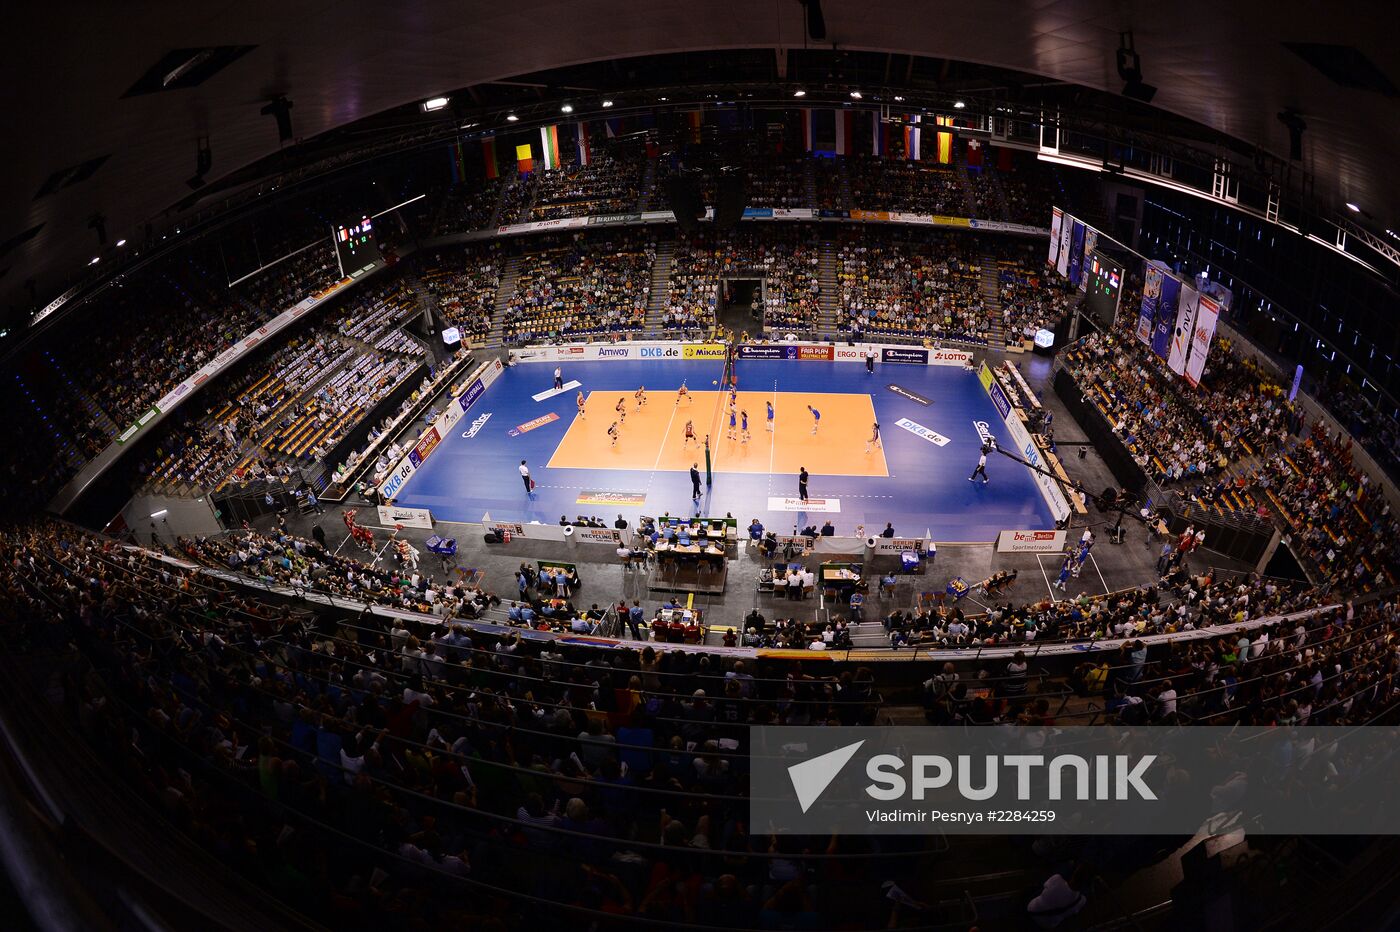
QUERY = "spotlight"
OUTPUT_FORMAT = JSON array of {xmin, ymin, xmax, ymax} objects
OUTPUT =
[
  {"xmin": 89, "ymin": 256, "xmax": 100, "ymax": 266},
  {"xmin": 505, "ymin": 114, "xmax": 519, "ymax": 122},
  {"xmin": 1346, "ymin": 202, "xmax": 1360, "ymax": 212},
  {"xmin": 849, "ymin": 90, "xmax": 862, "ymax": 99},
  {"xmin": 893, "ymin": 95, "xmax": 904, "ymax": 102},
  {"xmin": 422, "ymin": 96, "xmax": 450, "ymax": 112},
  {"xmin": 115, "ymin": 239, "xmax": 127, "ymax": 247},
  {"xmin": 793, "ymin": 89, "xmax": 807, "ymax": 98},
  {"xmin": 560, "ymin": 103, "xmax": 574, "ymax": 113},
  {"xmin": 1277, "ymin": 109, "xmax": 1306, "ymax": 161},
  {"xmin": 260, "ymin": 95, "xmax": 294, "ymax": 143},
  {"xmin": 601, "ymin": 99, "xmax": 614, "ymax": 107},
  {"xmin": 953, "ymin": 100, "xmax": 966, "ymax": 109},
  {"xmin": 1116, "ymin": 33, "xmax": 1157, "ymax": 103}
]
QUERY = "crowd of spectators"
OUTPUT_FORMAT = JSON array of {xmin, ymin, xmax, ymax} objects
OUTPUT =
[
  {"xmin": 993, "ymin": 241, "xmax": 1075, "ymax": 344},
  {"xmin": 424, "ymin": 178, "xmax": 505, "ymax": 234},
  {"xmin": 662, "ymin": 234, "xmax": 721, "ymax": 337},
  {"xmin": 502, "ymin": 231, "xmax": 655, "ymax": 343},
  {"xmin": 716, "ymin": 228, "xmax": 821, "ymax": 335},
  {"xmin": 512, "ymin": 148, "xmax": 644, "ymax": 223},
  {"xmin": 1321, "ymin": 379, "xmax": 1400, "ymax": 482},
  {"xmin": 1063, "ymin": 324, "xmax": 1293, "ymax": 486},
  {"xmin": 835, "ymin": 229, "xmax": 987, "ymax": 342},
  {"xmin": 846, "ymin": 156, "xmax": 969, "ymax": 215},
  {"xmin": 421, "ymin": 244, "xmax": 502, "ymax": 344}
]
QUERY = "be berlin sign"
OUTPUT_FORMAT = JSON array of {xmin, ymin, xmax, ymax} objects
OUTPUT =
[{"xmin": 750, "ymin": 726, "xmax": 1400, "ymax": 835}]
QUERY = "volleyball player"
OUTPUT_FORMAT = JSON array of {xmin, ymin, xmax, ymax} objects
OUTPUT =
[
  {"xmin": 726, "ymin": 407, "xmax": 738, "ymax": 440},
  {"xmin": 766, "ymin": 400, "xmax": 775, "ymax": 432},
  {"xmin": 865, "ymin": 420, "xmax": 881, "ymax": 453},
  {"xmin": 634, "ymin": 385, "xmax": 647, "ymax": 409},
  {"xmin": 807, "ymin": 404, "xmax": 821, "ymax": 434},
  {"xmin": 615, "ymin": 397, "xmax": 627, "ymax": 423},
  {"xmin": 741, "ymin": 410, "xmax": 751, "ymax": 443},
  {"xmin": 575, "ymin": 391, "xmax": 586, "ymax": 419},
  {"xmin": 683, "ymin": 419, "xmax": 696, "ymax": 448},
  {"xmin": 676, "ymin": 381, "xmax": 691, "ymax": 405},
  {"xmin": 607, "ymin": 421, "xmax": 620, "ymax": 447}
]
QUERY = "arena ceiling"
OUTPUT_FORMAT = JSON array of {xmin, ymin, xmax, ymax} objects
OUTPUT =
[{"xmin": 4, "ymin": 0, "xmax": 1397, "ymax": 315}]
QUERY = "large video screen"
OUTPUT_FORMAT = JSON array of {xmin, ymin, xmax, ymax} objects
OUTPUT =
[
  {"xmin": 332, "ymin": 216, "xmax": 382, "ymax": 277},
  {"xmin": 1084, "ymin": 252, "xmax": 1124, "ymax": 330}
]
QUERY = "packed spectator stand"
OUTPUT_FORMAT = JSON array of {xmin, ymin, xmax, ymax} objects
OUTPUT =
[
  {"xmin": 502, "ymin": 231, "xmax": 656, "ymax": 343},
  {"xmin": 835, "ymin": 229, "xmax": 988, "ymax": 342}
]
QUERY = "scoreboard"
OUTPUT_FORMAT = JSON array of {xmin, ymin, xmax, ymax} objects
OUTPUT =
[
  {"xmin": 332, "ymin": 216, "xmax": 382, "ymax": 277},
  {"xmin": 1085, "ymin": 252, "xmax": 1124, "ymax": 330}
]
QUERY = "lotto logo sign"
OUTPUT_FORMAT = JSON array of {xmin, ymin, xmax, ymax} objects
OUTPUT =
[
  {"xmin": 798, "ymin": 345, "xmax": 834, "ymax": 361},
  {"xmin": 639, "ymin": 346, "xmax": 680, "ymax": 358}
]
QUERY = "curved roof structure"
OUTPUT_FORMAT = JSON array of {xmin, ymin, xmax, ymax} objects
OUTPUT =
[{"xmin": 4, "ymin": 0, "xmax": 1397, "ymax": 310}]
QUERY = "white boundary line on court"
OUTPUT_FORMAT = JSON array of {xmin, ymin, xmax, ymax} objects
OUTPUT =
[
  {"xmin": 1034, "ymin": 552, "xmax": 1059, "ymax": 603},
  {"xmin": 1088, "ymin": 551, "xmax": 1110, "ymax": 594}
]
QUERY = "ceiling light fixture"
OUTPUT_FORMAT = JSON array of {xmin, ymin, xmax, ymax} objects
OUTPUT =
[
  {"xmin": 89, "ymin": 256, "xmax": 100, "ymax": 265},
  {"xmin": 793, "ymin": 89, "xmax": 807, "ymax": 98},
  {"xmin": 849, "ymin": 90, "xmax": 862, "ymax": 99},
  {"xmin": 953, "ymin": 100, "xmax": 966, "ymax": 109},
  {"xmin": 505, "ymin": 114, "xmax": 519, "ymax": 122},
  {"xmin": 601, "ymin": 99, "xmax": 614, "ymax": 107},
  {"xmin": 1346, "ymin": 202, "xmax": 1360, "ymax": 212},
  {"xmin": 115, "ymin": 238, "xmax": 127, "ymax": 247},
  {"xmin": 893, "ymin": 95, "xmax": 904, "ymax": 102},
  {"xmin": 422, "ymin": 96, "xmax": 450, "ymax": 112},
  {"xmin": 560, "ymin": 103, "xmax": 574, "ymax": 113}
]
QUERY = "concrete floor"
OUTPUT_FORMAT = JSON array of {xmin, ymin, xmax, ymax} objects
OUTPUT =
[{"xmin": 264, "ymin": 346, "xmax": 1249, "ymax": 637}]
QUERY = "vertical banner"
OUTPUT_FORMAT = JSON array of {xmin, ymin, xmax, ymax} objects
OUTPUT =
[
  {"xmin": 1151, "ymin": 273, "xmax": 1179, "ymax": 361},
  {"xmin": 1048, "ymin": 208, "xmax": 1064, "ymax": 267},
  {"xmin": 1066, "ymin": 220, "xmax": 1087, "ymax": 286},
  {"xmin": 1056, "ymin": 214, "xmax": 1073, "ymax": 277},
  {"xmin": 1168, "ymin": 284, "xmax": 1199, "ymax": 377},
  {"xmin": 539, "ymin": 125, "xmax": 561, "ymax": 170},
  {"xmin": 801, "ymin": 109, "xmax": 815, "ymax": 152},
  {"xmin": 934, "ymin": 115, "xmax": 951, "ymax": 164},
  {"xmin": 574, "ymin": 122, "xmax": 591, "ymax": 166},
  {"xmin": 1079, "ymin": 228, "xmax": 1099, "ymax": 293},
  {"xmin": 1289, "ymin": 364, "xmax": 1304, "ymax": 402},
  {"xmin": 481, "ymin": 136, "xmax": 499, "ymax": 180},
  {"xmin": 685, "ymin": 109, "xmax": 703, "ymax": 143},
  {"xmin": 1137, "ymin": 265, "xmax": 1163, "ymax": 346},
  {"xmin": 836, "ymin": 110, "xmax": 853, "ymax": 155},
  {"xmin": 872, "ymin": 115, "xmax": 888, "ymax": 157},
  {"xmin": 449, "ymin": 139, "xmax": 467, "ymax": 184},
  {"xmin": 1184, "ymin": 294, "xmax": 1220, "ymax": 388},
  {"xmin": 515, "ymin": 143, "xmax": 534, "ymax": 173}
]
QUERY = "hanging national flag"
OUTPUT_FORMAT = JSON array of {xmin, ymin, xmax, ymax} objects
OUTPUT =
[
  {"xmin": 685, "ymin": 109, "xmax": 703, "ymax": 143},
  {"xmin": 449, "ymin": 139, "xmax": 467, "ymax": 184},
  {"xmin": 904, "ymin": 114, "xmax": 922, "ymax": 161},
  {"xmin": 965, "ymin": 138, "xmax": 983, "ymax": 169},
  {"xmin": 802, "ymin": 109, "xmax": 815, "ymax": 152},
  {"xmin": 481, "ymin": 136, "xmax": 499, "ymax": 180},
  {"xmin": 872, "ymin": 115, "xmax": 887, "ymax": 157},
  {"xmin": 539, "ymin": 125, "xmax": 561, "ymax": 170},
  {"xmin": 604, "ymin": 117, "xmax": 622, "ymax": 138},
  {"xmin": 935, "ymin": 115, "xmax": 953, "ymax": 164},
  {"xmin": 574, "ymin": 122, "xmax": 591, "ymax": 166},
  {"xmin": 836, "ymin": 110, "xmax": 853, "ymax": 156},
  {"xmin": 515, "ymin": 143, "xmax": 534, "ymax": 174}
]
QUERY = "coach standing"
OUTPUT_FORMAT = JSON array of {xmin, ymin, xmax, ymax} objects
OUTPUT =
[
  {"xmin": 798, "ymin": 466, "xmax": 810, "ymax": 502},
  {"xmin": 520, "ymin": 460, "xmax": 533, "ymax": 496},
  {"xmin": 690, "ymin": 462, "xmax": 703, "ymax": 502}
]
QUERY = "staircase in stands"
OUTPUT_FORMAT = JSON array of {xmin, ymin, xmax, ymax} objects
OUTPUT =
[
  {"xmin": 642, "ymin": 235, "xmax": 675, "ymax": 333},
  {"xmin": 637, "ymin": 160, "xmax": 658, "ymax": 211},
  {"xmin": 485, "ymin": 253, "xmax": 524, "ymax": 347},
  {"xmin": 816, "ymin": 239, "xmax": 842, "ymax": 339},
  {"xmin": 802, "ymin": 158, "xmax": 818, "ymax": 208},
  {"xmin": 979, "ymin": 252, "xmax": 1006, "ymax": 346}
]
